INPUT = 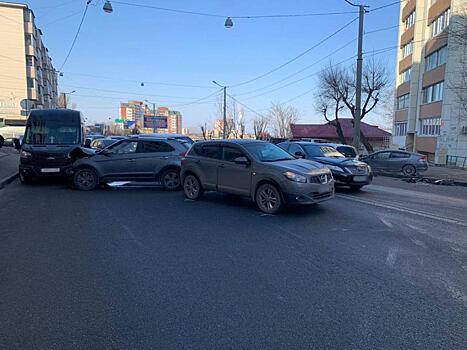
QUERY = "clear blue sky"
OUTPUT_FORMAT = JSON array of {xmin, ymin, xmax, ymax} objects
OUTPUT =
[{"xmin": 27, "ymin": 0, "xmax": 401, "ymax": 130}]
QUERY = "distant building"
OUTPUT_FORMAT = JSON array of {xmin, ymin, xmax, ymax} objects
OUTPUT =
[
  {"xmin": 393, "ymin": 0, "xmax": 467, "ymax": 164},
  {"xmin": 120, "ymin": 100, "xmax": 144, "ymax": 130},
  {"xmin": 291, "ymin": 119, "xmax": 391, "ymax": 151},
  {"xmin": 0, "ymin": 2, "xmax": 58, "ymax": 119}
]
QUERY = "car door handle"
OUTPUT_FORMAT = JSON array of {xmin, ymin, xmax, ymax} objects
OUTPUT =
[{"xmin": 159, "ymin": 156, "xmax": 169, "ymax": 160}]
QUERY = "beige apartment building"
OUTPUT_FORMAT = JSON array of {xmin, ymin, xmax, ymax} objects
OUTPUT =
[
  {"xmin": 393, "ymin": 0, "xmax": 467, "ymax": 165},
  {"xmin": 0, "ymin": 2, "xmax": 58, "ymax": 120}
]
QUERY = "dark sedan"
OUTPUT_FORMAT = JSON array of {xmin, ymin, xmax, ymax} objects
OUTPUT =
[
  {"xmin": 278, "ymin": 141, "xmax": 372, "ymax": 190},
  {"xmin": 359, "ymin": 150, "xmax": 428, "ymax": 176}
]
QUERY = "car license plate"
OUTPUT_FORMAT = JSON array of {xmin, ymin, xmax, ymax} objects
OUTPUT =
[
  {"xmin": 41, "ymin": 168, "xmax": 60, "ymax": 173},
  {"xmin": 353, "ymin": 175, "xmax": 368, "ymax": 182}
]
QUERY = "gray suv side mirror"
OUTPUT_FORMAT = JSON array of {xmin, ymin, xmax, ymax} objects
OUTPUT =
[{"xmin": 234, "ymin": 156, "xmax": 249, "ymax": 165}]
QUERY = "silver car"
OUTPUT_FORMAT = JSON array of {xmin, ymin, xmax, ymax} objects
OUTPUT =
[
  {"xmin": 181, "ymin": 140, "xmax": 334, "ymax": 214},
  {"xmin": 71, "ymin": 135, "xmax": 189, "ymax": 190},
  {"xmin": 360, "ymin": 150, "xmax": 428, "ymax": 176}
]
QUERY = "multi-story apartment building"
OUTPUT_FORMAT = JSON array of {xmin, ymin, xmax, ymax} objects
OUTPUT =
[
  {"xmin": 120, "ymin": 100, "xmax": 145, "ymax": 129},
  {"xmin": 393, "ymin": 0, "xmax": 467, "ymax": 164},
  {"xmin": 0, "ymin": 2, "xmax": 58, "ymax": 119},
  {"xmin": 167, "ymin": 110, "xmax": 182, "ymax": 134}
]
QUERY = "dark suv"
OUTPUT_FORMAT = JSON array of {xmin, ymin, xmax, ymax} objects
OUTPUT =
[
  {"xmin": 181, "ymin": 140, "xmax": 334, "ymax": 214},
  {"xmin": 71, "ymin": 135, "xmax": 188, "ymax": 190},
  {"xmin": 278, "ymin": 141, "xmax": 372, "ymax": 190}
]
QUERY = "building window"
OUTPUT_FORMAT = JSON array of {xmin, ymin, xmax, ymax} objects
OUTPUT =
[
  {"xmin": 431, "ymin": 8, "xmax": 450, "ymax": 37},
  {"xmin": 425, "ymin": 46, "xmax": 447, "ymax": 71},
  {"xmin": 394, "ymin": 122, "xmax": 408, "ymax": 136},
  {"xmin": 422, "ymin": 81, "xmax": 444, "ymax": 103},
  {"xmin": 400, "ymin": 67, "xmax": 412, "ymax": 83},
  {"xmin": 23, "ymin": 9, "xmax": 31, "ymax": 22},
  {"xmin": 397, "ymin": 93, "xmax": 410, "ymax": 109},
  {"xmin": 27, "ymin": 77, "xmax": 34, "ymax": 88},
  {"xmin": 405, "ymin": 11, "xmax": 416, "ymax": 29},
  {"xmin": 26, "ymin": 55, "xmax": 34, "ymax": 66},
  {"xmin": 25, "ymin": 33, "xmax": 33, "ymax": 46},
  {"xmin": 419, "ymin": 117, "xmax": 441, "ymax": 135},
  {"xmin": 402, "ymin": 40, "xmax": 413, "ymax": 58}
]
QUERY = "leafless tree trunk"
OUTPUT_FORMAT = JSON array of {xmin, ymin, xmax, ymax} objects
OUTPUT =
[
  {"xmin": 253, "ymin": 115, "xmax": 269, "ymax": 140},
  {"xmin": 227, "ymin": 100, "xmax": 245, "ymax": 139},
  {"xmin": 268, "ymin": 103, "xmax": 299, "ymax": 139}
]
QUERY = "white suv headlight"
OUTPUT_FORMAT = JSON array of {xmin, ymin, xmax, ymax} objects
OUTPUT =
[{"xmin": 283, "ymin": 171, "xmax": 307, "ymax": 183}]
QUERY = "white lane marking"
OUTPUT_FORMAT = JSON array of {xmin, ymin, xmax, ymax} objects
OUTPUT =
[
  {"xmin": 385, "ymin": 247, "xmax": 398, "ymax": 267},
  {"xmin": 337, "ymin": 194, "xmax": 467, "ymax": 228},
  {"xmin": 260, "ymin": 213, "xmax": 275, "ymax": 217},
  {"xmin": 376, "ymin": 213, "xmax": 393, "ymax": 228}
]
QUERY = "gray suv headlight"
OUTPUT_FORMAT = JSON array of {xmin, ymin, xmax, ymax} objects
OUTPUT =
[
  {"xmin": 20, "ymin": 150, "xmax": 32, "ymax": 158},
  {"xmin": 283, "ymin": 171, "xmax": 307, "ymax": 183}
]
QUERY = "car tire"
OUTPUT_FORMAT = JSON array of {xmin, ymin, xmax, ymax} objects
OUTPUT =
[
  {"xmin": 73, "ymin": 168, "xmax": 99, "ymax": 191},
  {"xmin": 19, "ymin": 172, "xmax": 34, "ymax": 185},
  {"xmin": 402, "ymin": 164, "xmax": 417, "ymax": 177},
  {"xmin": 255, "ymin": 183, "xmax": 283, "ymax": 214},
  {"xmin": 160, "ymin": 168, "xmax": 181, "ymax": 191},
  {"xmin": 183, "ymin": 174, "xmax": 203, "ymax": 200},
  {"xmin": 0, "ymin": 136, "xmax": 4, "ymax": 149}
]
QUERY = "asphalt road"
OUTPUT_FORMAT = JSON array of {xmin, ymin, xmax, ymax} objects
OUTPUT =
[{"xmin": 0, "ymin": 177, "xmax": 466, "ymax": 349}]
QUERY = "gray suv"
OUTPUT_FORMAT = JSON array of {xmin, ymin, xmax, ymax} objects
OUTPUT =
[
  {"xmin": 181, "ymin": 140, "xmax": 334, "ymax": 214},
  {"xmin": 72, "ymin": 135, "xmax": 189, "ymax": 190}
]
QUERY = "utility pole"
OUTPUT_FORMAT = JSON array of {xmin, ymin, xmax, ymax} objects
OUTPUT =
[
  {"xmin": 152, "ymin": 102, "xmax": 156, "ymax": 133},
  {"xmin": 62, "ymin": 90, "xmax": 76, "ymax": 109},
  {"xmin": 344, "ymin": 0, "xmax": 368, "ymax": 151},
  {"xmin": 213, "ymin": 81, "xmax": 228, "ymax": 139}
]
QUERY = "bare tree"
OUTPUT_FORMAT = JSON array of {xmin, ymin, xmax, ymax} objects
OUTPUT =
[
  {"xmin": 268, "ymin": 103, "xmax": 299, "ymax": 139},
  {"xmin": 315, "ymin": 64, "xmax": 347, "ymax": 144},
  {"xmin": 315, "ymin": 59, "xmax": 389, "ymax": 152},
  {"xmin": 448, "ymin": 10, "xmax": 467, "ymax": 122},
  {"xmin": 227, "ymin": 99, "xmax": 246, "ymax": 139},
  {"xmin": 253, "ymin": 115, "xmax": 269, "ymax": 140}
]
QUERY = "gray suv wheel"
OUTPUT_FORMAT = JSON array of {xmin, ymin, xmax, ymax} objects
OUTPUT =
[
  {"xmin": 255, "ymin": 183, "xmax": 283, "ymax": 214},
  {"xmin": 161, "ymin": 169, "xmax": 181, "ymax": 191},
  {"xmin": 183, "ymin": 175, "xmax": 203, "ymax": 200},
  {"xmin": 73, "ymin": 168, "xmax": 98, "ymax": 191}
]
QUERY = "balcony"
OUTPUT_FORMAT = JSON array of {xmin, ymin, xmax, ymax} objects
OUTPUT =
[
  {"xmin": 428, "ymin": 0, "xmax": 451, "ymax": 24},
  {"xmin": 25, "ymin": 44, "xmax": 34, "ymax": 56},
  {"xmin": 398, "ymin": 54, "xmax": 412, "ymax": 74},
  {"xmin": 28, "ymin": 88, "xmax": 37, "ymax": 101},
  {"xmin": 24, "ymin": 21, "xmax": 34, "ymax": 34},
  {"xmin": 26, "ymin": 65, "xmax": 36, "ymax": 78},
  {"xmin": 401, "ymin": 0, "xmax": 416, "ymax": 21}
]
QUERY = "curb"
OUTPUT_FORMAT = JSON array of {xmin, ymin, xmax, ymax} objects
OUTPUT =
[
  {"xmin": 0, "ymin": 172, "xmax": 19, "ymax": 189},
  {"xmin": 377, "ymin": 173, "xmax": 467, "ymax": 187}
]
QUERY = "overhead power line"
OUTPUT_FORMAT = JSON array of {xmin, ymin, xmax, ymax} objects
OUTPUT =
[
  {"xmin": 59, "ymin": 0, "xmax": 92, "ymax": 71},
  {"xmin": 229, "ymin": 16, "xmax": 359, "ymax": 88},
  {"xmin": 227, "ymin": 94, "xmax": 268, "ymax": 119},
  {"xmin": 112, "ymin": 1, "xmax": 358, "ymax": 18}
]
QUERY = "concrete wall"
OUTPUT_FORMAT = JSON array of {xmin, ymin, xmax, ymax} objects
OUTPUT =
[{"xmin": 0, "ymin": 4, "xmax": 27, "ymax": 117}]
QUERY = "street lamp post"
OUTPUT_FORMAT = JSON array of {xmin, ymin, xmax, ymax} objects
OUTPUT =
[
  {"xmin": 62, "ymin": 90, "xmax": 76, "ymax": 109},
  {"xmin": 212, "ymin": 81, "xmax": 227, "ymax": 139}
]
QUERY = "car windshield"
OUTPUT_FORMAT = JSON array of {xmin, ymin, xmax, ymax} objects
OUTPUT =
[
  {"xmin": 24, "ymin": 122, "xmax": 80, "ymax": 145},
  {"xmin": 336, "ymin": 146, "xmax": 357, "ymax": 158},
  {"xmin": 302, "ymin": 144, "xmax": 345, "ymax": 158},
  {"xmin": 243, "ymin": 142, "xmax": 295, "ymax": 162}
]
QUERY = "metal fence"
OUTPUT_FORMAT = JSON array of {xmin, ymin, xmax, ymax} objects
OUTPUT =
[{"xmin": 446, "ymin": 155, "xmax": 467, "ymax": 169}]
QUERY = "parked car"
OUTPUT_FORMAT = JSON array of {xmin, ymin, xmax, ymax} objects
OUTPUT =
[
  {"xmin": 317, "ymin": 143, "xmax": 358, "ymax": 158},
  {"xmin": 90, "ymin": 137, "xmax": 119, "ymax": 150},
  {"xmin": 71, "ymin": 135, "xmax": 188, "ymax": 191},
  {"xmin": 141, "ymin": 133, "xmax": 194, "ymax": 145},
  {"xmin": 277, "ymin": 141, "xmax": 372, "ymax": 190},
  {"xmin": 181, "ymin": 140, "xmax": 334, "ymax": 214},
  {"xmin": 359, "ymin": 150, "xmax": 428, "ymax": 176}
]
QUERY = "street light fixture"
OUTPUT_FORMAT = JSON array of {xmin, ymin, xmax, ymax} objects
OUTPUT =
[
  {"xmin": 224, "ymin": 17, "xmax": 233, "ymax": 28},
  {"xmin": 62, "ymin": 90, "xmax": 76, "ymax": 109},
  {"xmin": 103, "ymin": 0, "xmax": 113, "ymax": 13}
]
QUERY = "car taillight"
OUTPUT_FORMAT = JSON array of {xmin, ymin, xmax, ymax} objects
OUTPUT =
[{"xmin": 419, "ymin": 155, "xmax": 427, "ymax": 162}]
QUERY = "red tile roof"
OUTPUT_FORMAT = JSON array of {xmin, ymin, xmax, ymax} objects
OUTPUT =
[{"xmin": 291, "ymin": 119, "xmax": 391, "ymax": 140}]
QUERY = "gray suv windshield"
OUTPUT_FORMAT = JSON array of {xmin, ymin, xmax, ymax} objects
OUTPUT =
[{"xmin": 243, "ymin": 143, "xmax": 294, "ymax": 162}]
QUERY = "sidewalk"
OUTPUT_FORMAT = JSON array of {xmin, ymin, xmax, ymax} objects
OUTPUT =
[
  {"xmin": 0, "ymin": 147, "xmax": 19, "ymax": 187},
  {"xmin": 423, "ymin": 165, "xmax": 467, "ymax": 185}
]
